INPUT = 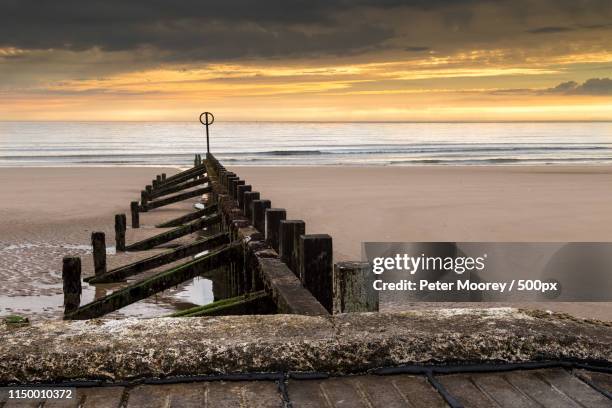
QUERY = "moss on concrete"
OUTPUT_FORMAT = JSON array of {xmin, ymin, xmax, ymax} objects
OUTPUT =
[{"xmin": 1, "ymin": 308, "xmax": 610, "ymax": 384}]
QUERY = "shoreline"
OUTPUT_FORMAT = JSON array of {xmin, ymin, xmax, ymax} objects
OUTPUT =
[{"xmin": 2, "ymin": 165, "xmax": 612, "ymax": 321}]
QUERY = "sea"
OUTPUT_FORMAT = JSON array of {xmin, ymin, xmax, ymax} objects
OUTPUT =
[{"xmin": 1, "ymin": 121, "xmax": 612, "ymax": 167}]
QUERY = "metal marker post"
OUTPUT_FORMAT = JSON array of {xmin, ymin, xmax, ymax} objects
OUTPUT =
[{"xmin": 199, "ymin": 112, "xmax": 215, "ymax": 154}]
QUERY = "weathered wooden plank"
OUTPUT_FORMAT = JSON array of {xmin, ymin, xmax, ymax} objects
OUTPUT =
[
  {"xmin": 537, "ymin": 368, "xmax": 612, "ymax": 407},
  {"xmin": 505, "ymin": 370, "xmax": 583, "ymax": 407},
  {"xmin": 85, "ymin": 232, "xmax": 229, "ymax": 283},
  {"xmin": 126, "ymin": 213, "xmax": 220, "ymax": 251},
  {"xmin": 149, "ymin": 176, "xmax": 210, "ymax": 200},
  {"xmin": 284, "ymin": 379, "xmax": 327, "ymax": 408},
  {"xmin": 143, "ymin": 186, "xmax": 211, "ymax": 211},
  {"xmin": 79, "ymin": 387, "xmax": 125, "ymax": 408},
  {"xmin": 312, "ymin": 377, "xmax": 370, "ymax": 407},
  {"xmin": 575, "ymin": 369, "xmax": 612, "ymax": 395},
  {"xmin": 258, "ymin": 258, "xmax": 328, "ymax": 316},
  {"xmin": 470, "ymin": 372, "xmax": 541, "ymax": 407},
  {"xmin": 205, "ymin": 381, "xmax": 282, "ymax": 408},
  {"xmin": 3, "ymin": 398, "xmax": 41, "ymax": 407},
  {"xmin": 384, "ymin": 375, "xmax": 448, "ymax": 408},
  {"xmin": 127, "ymin": 383, "xmax": 205, "ymax": 408},
  {"xmin": 155, "ymin": 204, "xmax": 218, "ymax": 227},
  {"xmin": 438, "ymin": 373, "xmax": 499, "ymax": 408},
  {"xmin": 288, "ymin": 375, "xmax": 446, "ymax": 408},
  {"xmin": 65, "ymin": 242, "xmax": 240, "ymax": 320},
  {"xmin": 155, "ymin": 164, "xmax": 206, "ymax": 188}
]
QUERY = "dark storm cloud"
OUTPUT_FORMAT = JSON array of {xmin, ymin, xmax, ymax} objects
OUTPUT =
[
  {"xmin": 0, "ymin": 0, "xmax": 487, "ymax": 59},
  {"xmin": 527, "ymin": 26, "xmax": 573, "ymax": 34},
  {"xmin": 0, "ymin": 0, "xmax": 611, "ymax": 61},
  {"xmin": 547, "ymin": 78, "xmax": 612, "ymax": 95}
]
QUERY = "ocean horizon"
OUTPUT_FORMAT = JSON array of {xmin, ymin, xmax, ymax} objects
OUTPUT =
[{"xmin": 1, "ymin": 121, "xmax": 611, "ymax": 167}]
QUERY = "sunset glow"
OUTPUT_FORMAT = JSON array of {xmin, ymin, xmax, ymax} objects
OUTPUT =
[{"xmin": 1, "ymin": 1, "xmax": 610, "ymax": 121}]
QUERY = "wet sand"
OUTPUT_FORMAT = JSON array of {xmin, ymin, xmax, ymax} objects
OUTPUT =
[
  {"xmin": 232, "ymin": 165, "xmax": 612, "ymax": 321},
  {"xmin": 0, "ymin": 167, "xmax": 215, "ymax": 319},
  {"xmin": 3, "ymin": 165, "xmax": 612, "ymax": 321}
]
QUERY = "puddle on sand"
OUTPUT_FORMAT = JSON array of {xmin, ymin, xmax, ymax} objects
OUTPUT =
[{"xmin": 0, "ymin": 276, "xmax": 214, "ymax": 320}]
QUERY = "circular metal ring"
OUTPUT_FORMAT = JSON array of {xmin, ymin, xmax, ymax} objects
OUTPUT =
[{"xmin": 199, "ymin": 112, "xmax": 215, "ymax": 126}]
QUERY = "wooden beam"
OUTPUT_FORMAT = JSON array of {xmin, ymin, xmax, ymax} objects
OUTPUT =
[
  {"xmin": 154, "ymin": 164, "xmax": 206, "ymax": 189},
  {"xmin": 143, "ymin": 186, "xmax": 212, "ymax": 211},
  {"xmin": 169, "ymin": 291, "xmax": 272, "ymax": 317},
  {"xmin": 148, "ymin": 177, "xmax": 210, "ymax": 200},
  {"xmin": 155, "ymin": 204, "xmax": 218, "ymax": 228},
  {"xmin": 85, "ymin": 232, "xmax": 229, "ymax": 284},
  {"xmin": 126, "ymin": 213, "xmax": 220, "ymax": 251},
  {"xmin": 65, "ymin": 242, "xmax": 241, "ymax": 320}
]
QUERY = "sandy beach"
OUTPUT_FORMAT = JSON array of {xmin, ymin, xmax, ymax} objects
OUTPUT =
[{"xmin": 2, "ymin": 165, "xmax": 612, "ymax": 321}]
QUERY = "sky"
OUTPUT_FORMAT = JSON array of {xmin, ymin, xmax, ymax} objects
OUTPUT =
[{"xmin": 0, "ymin": 0, "xmax": 611, "ymax": 121}]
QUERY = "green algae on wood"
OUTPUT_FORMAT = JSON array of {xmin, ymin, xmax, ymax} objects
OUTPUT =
[
  {"xmin": 169, "ymin": 290, "xmax": 271, "ymax": 317},
  {"xmin": 149, "ymin": 176, "xmax": 210, "ymax": 200},
  {"xmin": 65, "ymin": 242, "xmax": 242, "ymax": 320},
  {"xmin": 126, "ymin": 213, "xmax": 221, "ymax": 251},
  {"xmin": 155, "ymin": 204, "xmax": 218, "ymax": 228},
  {"xmin": 85, "ymin": 232, "xmax": 229, "ymax": 284},
  {"xmin": 143, "ymin": 186, "xmax": 212, "ymax": 211}
]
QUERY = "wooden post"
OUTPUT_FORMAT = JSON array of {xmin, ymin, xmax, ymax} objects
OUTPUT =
[
  {"xmin": 223, "ymin": 172, "xmax": 236, "ymax": 187},
  {"xmin": 140, "ymin": 190, "xmax": 148, "ymax": 207},
  {"xmin": 227, "ymin": 176, "xmax": 239, "ymax": 198},
  {"xmin": 243, "ymin": 191, "xmax": 260, "ymax": 219},
  {"xmin": 152, "ymin": 179, "xmax": 158, "ymax": 188},
  {"xmin": 156, "ymin": 175, "xmax": 162, "ymax": 184},
  {"xmin": 299, "ymin": 234, "xmax": 333, "ymax": 313},
  {"xmin": 115, "ymin": 214, "xmax": 126, "ymax": 252},
  {"xmin": 145, "ymin": 185, "xmax": 152, "ymax": 195},
  {"xmin": 62, "ymin": 256, "xmax": 82, "ymax": 314},
  {"xmin": 252, "ymin": 199, "xmax": 271, "ymax": 232},
  {"xmin": 130, "ymin": 201, "xmax": 140, "ymax": 228},
  {"xmin": 279, "ymin": 220, "xmax": 305, "ymax": 275},
  {"xmin": 161, "ymin": 173, "xmax": 166, "ymax": 181},
  {"xmin": 333, "ymin": 261, "xmax": 378, "ymax": 313},
  {"xmin": 233, "ymin": 180, "xmax": 245, "ymax": 200},
  {"xmin": 91, "ymin": 231, "xmax": 107, "ymax": 276},
  {"xmin": 237, "ymin": 185, "xmax": 252, "ymax": 208},
  {"xmin": 265, "ymin": 208, "xmax": 286, "ymax": 252}
]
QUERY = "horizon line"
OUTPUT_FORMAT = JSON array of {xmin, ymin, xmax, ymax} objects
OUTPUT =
[{"xmin": 1, "ymin": 120, "xmax": 612, "ymax": 124}]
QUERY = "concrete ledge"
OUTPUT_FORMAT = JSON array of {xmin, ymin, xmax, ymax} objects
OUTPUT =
[{"xmin": 1, "ymin": 308, "xmax": 611, "ymax": 384}]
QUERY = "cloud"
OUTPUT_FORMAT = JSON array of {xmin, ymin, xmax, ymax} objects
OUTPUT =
[
  {"xmin": 0, "ymin": 0, "xmax": 610, "ymax": 62},
  {"xmin": 405, "ymin": 46, "xmax": 431, "ymax": 52},
  {"xmin": 547, "ymin": 78, "xmax": 612, "ymax": 95},
  {"xmin": 0, "ymin": 0, "xmax": 475, "ymax": 58},
  {"xmin": 527, "ymin": 26, "xmax": 573, "ymax": 34}
]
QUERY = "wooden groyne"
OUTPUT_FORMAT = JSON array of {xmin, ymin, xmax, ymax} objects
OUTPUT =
[{"xmin": 61, "ymin": 152, "xmax": 378, "ymax": 320}]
